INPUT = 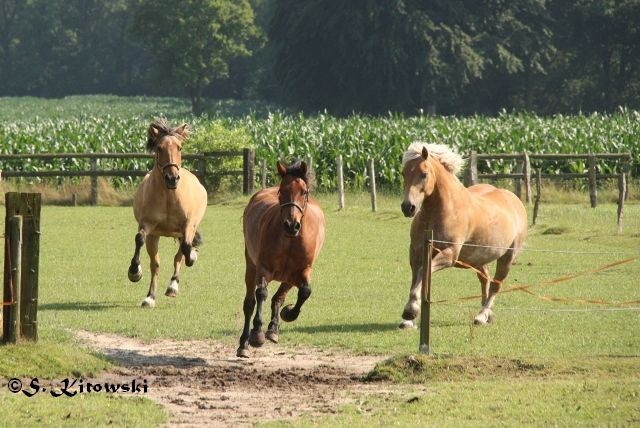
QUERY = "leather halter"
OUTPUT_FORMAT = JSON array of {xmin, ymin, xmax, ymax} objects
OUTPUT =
[
  {"xmin": 156, "ymin": 151, "xmax": 181, "ymax": 174},
  {"xmin": 279, "ymin": 191, "xmax": 309, "ymax": 216}
]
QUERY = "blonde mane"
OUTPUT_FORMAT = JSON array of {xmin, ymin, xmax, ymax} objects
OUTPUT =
[{"xmin": 402, "ymin": 142, "xmax": 464, "ymax": 175}]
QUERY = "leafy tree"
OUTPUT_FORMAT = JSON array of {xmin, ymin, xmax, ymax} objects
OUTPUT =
[
  {"xmin": 269, "ymin": 0, "xmax": 487, "ymax": 115},
  {"xmin": 0, "ymin": 0, "xmax": 148, "ymax": 97},
  {"xmin": 131, "ymin": 0, "xmax": 261, "ymax": 114},
  {"xmin": 458, "ymin": 0, "xmax": 556, "ymax": 114},
  {"xmin": 544, "ymin": 0, "xmax": 640, "ymax": 113}
]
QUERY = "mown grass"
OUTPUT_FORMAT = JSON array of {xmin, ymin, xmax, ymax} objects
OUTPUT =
[
  {"xmin": 0, "ymin": 191, "xmax": 638, "ymax": 426},
  {"xmin": 1, "ymin": 192, "xmax": 637, "ymax": 355},
  {"xmin": 0, "ymin": 393, "xmax": 165, "ymax": 427},
  {"xmin": 0, "ymin": 328, "xmax": 165, "ymax": 426}
]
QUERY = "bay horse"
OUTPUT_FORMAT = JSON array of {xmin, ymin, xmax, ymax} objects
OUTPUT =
[
  {"xmin": 237, "ymin": 160, "xmax": 325, "ymax": 358},
  {"xmin": 127, "ymin": 120, "xmax": 207, "ymax": 308},
  {"xmin": 400, "ymin": 142, "xmax": 527, "ymax": 327}
]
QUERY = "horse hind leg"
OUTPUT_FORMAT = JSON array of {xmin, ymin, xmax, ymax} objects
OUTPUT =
[
  {"xmin": 128, "ymin": 229, "xmax": 146, "ymax": 282},
  {"xmin": 474, "ymin": 254, "xmax": 513, "ymax": 325},
  {"xmin": 280, "ymin": 280, "xmax": 311, "ymax": 323},
  {"xmin": 141, "ymin": 235, "xmax": 160, "ymax": 308},
  {"xmin": 266, "ymin": 282, "xmax": 294, "ymax": 343},
  {"xmin": 165, "ymin": 247, "xmax": 184, "ymax": 297},
  {"xmin": 248, "ymin": 278, "xmax": 268, "ymax": 348}
]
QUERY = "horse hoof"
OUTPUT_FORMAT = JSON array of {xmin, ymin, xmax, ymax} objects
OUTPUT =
[
  {"xmin": 473, "ymin": 315, "xmax": 488, "ymax": 325},
  {"xmin": 128, "ymin": 265, "xmax": 142, "ymax": 282},
  {"xmin": 399, "ymin": 320, "xmax": 417, "ymax": 329},
  {"xmin": 249, "ymin": 330, "xmax": 265, "ymax": 347},
  {"xmin": 237, "ymin": 347, "xmax": 250, "ymax": 358},
  {"xmin": 165, "ymin": 287, "xmax": 178, "ymax": 297},
  {"xmin": 266, "ymin": 330, "xmax": 279, "ymax": 344},
  {"xmin": 487, "ymin": 311, "xmax": 496, "ymax": 324},
  {"xmin": 141, "ymin": 297, "xmax": 156, "ymax": 308},
  {"xmin": 280, "ymin": 304, "xmax": 299, "ymax": 322}
]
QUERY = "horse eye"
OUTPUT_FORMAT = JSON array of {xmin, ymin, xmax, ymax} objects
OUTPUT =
[
  {"xmin": 178, "ymin": 146, "xmax": 182, "ymax": 151},
  {"xmin": 421, "ymin": 172, "xmax": 428, "ymax": 179}
]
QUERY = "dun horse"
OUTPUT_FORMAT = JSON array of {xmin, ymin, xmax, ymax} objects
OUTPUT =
[
  {"xmin": 127, "ymin": 120, "xmax": 207, "ymax": 308},
  {"xmin": 400, "ymin": 142, "xmax": 527, "ymax": 327},
  {"xmin": 237, "ymin": 160, "xmax": 325, "ymax": 358}
]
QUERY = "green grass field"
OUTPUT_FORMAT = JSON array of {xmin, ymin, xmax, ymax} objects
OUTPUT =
[{"xmin": 1, "ymin": 192, "xmax": 639, "ymax": 425}]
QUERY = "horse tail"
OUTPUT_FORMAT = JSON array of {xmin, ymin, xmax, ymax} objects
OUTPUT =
[{"xmin": 192, "ymin": 230, "xmax": 203, "ymax": 248}]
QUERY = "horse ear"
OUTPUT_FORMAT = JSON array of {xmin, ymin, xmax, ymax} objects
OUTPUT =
[
  {"xmin": 421, "ymin": 146, "xmax": 429, "ymax": 160},
  {"xmin": 300, "ymin": 161, "xmax": 307, "ymax": 176},
  {"xmin": 174, "ymin": 123, "xmax": 189, "ymax": 139},
  {"xmin": 277, "ymin": 161, "xmax": 288, "ymax": 177},
  {"xmin": 146, "ymin": 123, "xmax": 161, "ymax": 151}
]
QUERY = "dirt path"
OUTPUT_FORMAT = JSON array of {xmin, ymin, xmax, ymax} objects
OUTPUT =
[{"xmin": 75, "ymin": 330, "xmax": 392, "ymax": 427}]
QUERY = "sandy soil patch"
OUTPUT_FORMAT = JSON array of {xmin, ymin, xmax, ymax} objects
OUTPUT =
[{"xmin": 75, "ymin": 330, "xmax": 394, "ymax": 427}]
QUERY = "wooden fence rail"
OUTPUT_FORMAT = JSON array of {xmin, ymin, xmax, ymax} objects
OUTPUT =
[
  {"xmin": 464, "ymin": 152, "xmax": 632, "ymax": 207},
  {"xmin": 0, "ymin": 149, "xmax": 255, "ymax": 204}
]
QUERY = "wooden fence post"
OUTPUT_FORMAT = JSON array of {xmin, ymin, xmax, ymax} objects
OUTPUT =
[
  {"xmin": 588, "ymin": 154, "xmax": 597, "ymax": 208},
  {"xmin": 243, "ymin": 148, "xmax": 255, "ymax": 195},
  {"xmin": 514, "ymin": 157, "xmax": 523, "ymax": 199},
  {"xmin": 337, "ymin": 155, "xmax": 345, "ymax": 210},
  {"xmin": 367, "ymin": 158, "xmax": 377, "ymax": 212},
  {"xmin": 196, "ymin": 156, "xmax": 207, "ymax": 187},
  {"xmin": 617, "ymin": 172, "xmax": 626, "ymax": 234},
  {"xmin": 420, "ymin": 230, "xmax": 433, "ymax": 355},
  {"xmin": 465, "ymin": 151, "xmax": 478, "ymax": 187},
  {"xmin": 524, "ymin": 153, "xmax": 532, "ymax": 204},
  {"xmin": 3, "ymin": 192, "xmax": 40, "ymax": 343},
  {"xmin": 533, "ymin": 168, "xmax": 542, "ymax": 226},
  {"xmin": 5, "ymin": 215, "xmax": 22, "ymax": 343},
  {"xmin": 305, "ymin": 156, "xmax": 313, "ymax": 173},
  {"xmin": 260, "ymin": 159, "xmax": 267, "ymax": 189},
  {"xmin": 90, "ymin": 157, "xmax": 98, "ymax": 205},
  {"xmin": 623, "ymin": 157, "xmax": 631, "ymax": 201}
]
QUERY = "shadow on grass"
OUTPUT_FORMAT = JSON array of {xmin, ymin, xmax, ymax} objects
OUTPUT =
[
  {"xmin": 101, "ymin": 348, "xmax": 208, "ymax": 368},
  {"xmin": 287, "ymin": 319, "xmax": 460, "ymax": 334},
  {"xmin": 39, "ymin": 301, "xmax": 122, "ymax": 311}
]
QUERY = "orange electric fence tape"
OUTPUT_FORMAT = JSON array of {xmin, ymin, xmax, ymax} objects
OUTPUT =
[{"xmin": 429, "ymin": 245, "xmax": 638, "ymax": 306}]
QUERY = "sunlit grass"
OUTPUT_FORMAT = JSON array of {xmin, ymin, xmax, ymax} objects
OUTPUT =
[
  {"xmin": 0, "ymin": 192, "xmax": 634, "ymax": 358},
  {"xmin": 1, "ymin": 191, "xmax": 638, "ymax": 426}
]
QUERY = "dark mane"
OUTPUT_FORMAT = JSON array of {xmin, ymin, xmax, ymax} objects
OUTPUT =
[
  {"xmin": 146, "ymin": 118, "xmax": 188, "ymax": 152},
  {"xmin": 283, "ymin": 160, "xmax": 314, "ymax": 187}
]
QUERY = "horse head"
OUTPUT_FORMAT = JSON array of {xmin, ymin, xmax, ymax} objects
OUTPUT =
[
  {"xmin": 277, "ymin": 160, "xmax": 310, "ymax": 237},
  {"xmin": 401, "ymin": 146, "xmax": 435, "ymax": 217},
  {"xmin": 147, "ymin": 120, "xmax": 188, "ymax": 189}
]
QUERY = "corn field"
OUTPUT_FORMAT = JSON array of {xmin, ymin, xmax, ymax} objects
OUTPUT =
[{"xmin": 1, "ymin": 96, "xmax": 638, "ymax": 191}]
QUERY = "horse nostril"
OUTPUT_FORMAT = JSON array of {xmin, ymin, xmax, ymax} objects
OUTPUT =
[
  {"xmin": 401, "ymin": 202, "xmax": 416, "ymax": 217},
  {"xmin": 293, "ymin": 222, "xmax": 301, "ymax": 232}
]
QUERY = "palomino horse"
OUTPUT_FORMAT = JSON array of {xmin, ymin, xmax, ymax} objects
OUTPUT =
[
  {"xmin": 400, "ymin": 142, "xmax": 527, "ymax": 327},
  {"xmin": 237, "ymin": 160, "xmax": 325, "ymax": 358},
  {"xmin": 127, "ymin": 120, "xmax": 207, "ymax": 308}
]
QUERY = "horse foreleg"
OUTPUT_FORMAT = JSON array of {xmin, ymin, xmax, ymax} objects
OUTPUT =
[
  {"xmin": 128, "ymin": 228, "xmax": 147, "ymax": 282},
  {"xmin": 400, "ymin": 247, "xmax": 457, "ymax": 329},
  {"xmin": 266, "ymin": 282, "xmax": 294, "ymax": 343},
  {"xmin": 141, "ymin": 235, "xmax": 160, "ymax": 308},
  {"xmin": 237, "ymin": 290, "xmax": 256, "ymax": 358},
  {"xmin": 476, "ymin": 265, "xmax": 491, "ymax": 306},
  {"xmin": 165, "ymin": 246, "xmax": 184, "ymax": 297},
  {"xmin": 248, "ymin": 277, "xmax": 268, "ymax": 348},
  {"xmin": 474, "ymin": 253, "xmax": 513, "ymax": 325},
  {"xmin": 181, "ymin": 225, "xmax": 201, "ymax": 267},
  {"xmin": 280, "ymin": 280, "xmax": 311, "ymax": 322}
]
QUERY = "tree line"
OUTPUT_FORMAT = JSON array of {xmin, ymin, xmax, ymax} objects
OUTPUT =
[{"xmin": 1, "ymin": 0, "xmax": 638, "ymax": 116}]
